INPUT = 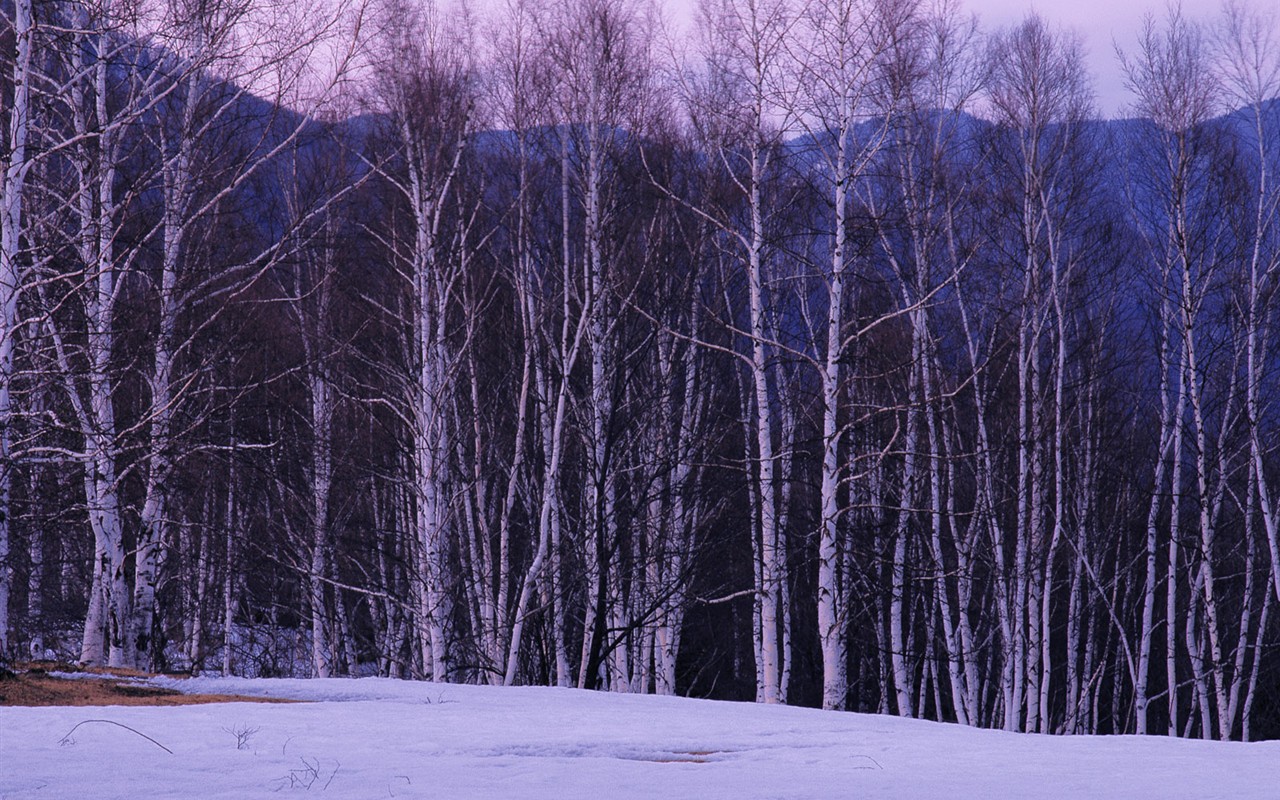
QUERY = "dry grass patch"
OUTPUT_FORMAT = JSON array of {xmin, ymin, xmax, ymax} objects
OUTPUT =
[{"xmin": 0, "ymin": 663, "xmax": 298, "ymax": 707}]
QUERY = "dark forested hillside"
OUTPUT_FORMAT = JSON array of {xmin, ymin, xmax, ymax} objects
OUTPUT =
[{"xmin": 4, "ymin": 0, "xmax": 1280, "ymax": 741}]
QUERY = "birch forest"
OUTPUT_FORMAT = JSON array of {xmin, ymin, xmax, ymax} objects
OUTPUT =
[{"xmin": 5, "ymin": 0, "xmax": 1280, "ymax": 740}]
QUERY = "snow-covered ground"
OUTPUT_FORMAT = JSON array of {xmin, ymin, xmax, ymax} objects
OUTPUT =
[{"xmin": 1, "ymin": 677, "xmax": 1275, "ymax": 799}]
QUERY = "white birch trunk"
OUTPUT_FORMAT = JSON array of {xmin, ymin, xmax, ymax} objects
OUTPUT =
[
  {"xmin": 54, "ymin": 30, "xmax": 131, "ymax": 667},
  {"xmin": 748, "ymin": 151, "xmax": 784, "ymax": 705},
  {"xmin": 1168, "ymin": 346, "xmax": 1187, "ymax": 735},
  {"xmin": 397, "ymin": 96, "xmax": 469, "ymax": 681},
  {"xmin": 0, "ymin": 0, "xmax": 34, "ymax": 659},
  {"xmin": 503, "ymin": 167, "xmax": 590, "ymax": 683},
  {"xmin": 923, "ymin": 361, "xmax": 969, "ymax": 725},
  {"xmin": 817, "ymin": 114, "xmax": 849, "ymax": 712},
  {"xmin": 1136, "ymin": 285, "xmax": 1177, "ymax": 734},
  {"xmin": 308, "ymin": 372, "xmax": 335, "ymax": 678},
  {"xmin": 891, "ymin": 330, "xmax": 922, "ymax": 719}
]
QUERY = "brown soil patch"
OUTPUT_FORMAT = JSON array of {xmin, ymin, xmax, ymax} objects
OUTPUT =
[{"xmin": 0, "ymin": 664, "xmax": 297, "ymax": 707}]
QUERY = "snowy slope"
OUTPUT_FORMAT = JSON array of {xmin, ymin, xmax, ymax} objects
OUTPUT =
[{"xmin": 1, "ymin": 678, "xmax": 1274, "ymax": 799}]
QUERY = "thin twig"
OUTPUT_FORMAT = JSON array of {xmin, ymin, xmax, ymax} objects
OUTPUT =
[{"xmin": 58, "ymin": 719, "xmax": 174, "ymax": 754}]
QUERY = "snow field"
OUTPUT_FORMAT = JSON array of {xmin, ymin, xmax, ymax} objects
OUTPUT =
[{"xmin": 1, "ymin": 678, "xmax": 1276, "ymax": 799}]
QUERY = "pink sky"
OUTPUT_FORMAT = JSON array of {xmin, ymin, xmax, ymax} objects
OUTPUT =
[
  {"xmin": 953, "ymin": 0, "xmax": 1273, "ymax": 116},
  {"xmin": 657, "ymin": 0, "xmax": 1276, "ymax": 117}
]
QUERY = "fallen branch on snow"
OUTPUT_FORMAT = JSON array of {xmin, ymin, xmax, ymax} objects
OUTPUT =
[{"xmin": 58, "ymin": 719, "xmax": 174, "ymax": 754}]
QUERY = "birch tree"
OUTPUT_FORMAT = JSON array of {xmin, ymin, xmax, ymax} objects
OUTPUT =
[
  {"xmin": 1122, "ymin": 6, "xmax": 1238, "ymax": 738},
  {"xmin": 370, "ymin": 0, "xmax": 474, "ymax": 681},
  {"xmin": 986, "ymin": 12, "xmax": 1096, "ymax": 733},
  {"xmin": 0, "ymin": 0, "xmax": 36, "ymax": 659},
  {"xmin": 865, "ymin": 0, "xmax": 986, "ymax": 725},
  {"xmin": 684, "ymin": 0, "xmax": 798, "ymax": 705},
  {"xmin": 1209, "ymin": 0, "xmax": 1280, "ymax": 740},
  {"xmin": 786, "ymin": 0, "xmax": 900, "ymax": 712}
]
